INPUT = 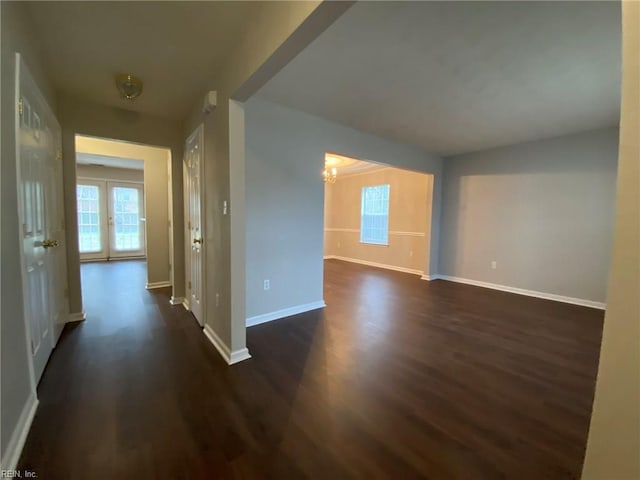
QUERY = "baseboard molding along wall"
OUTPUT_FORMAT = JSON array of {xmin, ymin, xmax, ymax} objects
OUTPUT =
[
  {"xmin": 325, "ymin": 255, "xmax": 422, "ymax": 276},
  {"xmin": 203, "ymin": 324, "xmax": 252, "ymax": 365},
  {"xmin": 67, "ymin": 311, "xmax": 86, "ymax": 322},
  {"xmin": 1, "ymin": 393, "xmax": 38, "ymax": 471},
  {"xmin": 169, "ymin": 296, "xmax": 184, "ymax": 306},
  {"xmin": 246, "ymin": 300, "xmax": 326, "ymax": 328},
  {"xmin": 421, "ymin": 274, "xmax": 439, "ymax": 281},
  {"xmin": 424, "ymin": 274, "xmax": 605, "ymax": 310},
  {"xmin": 145, "ymin": 281, "xmax": 171, "ymax": 290}
]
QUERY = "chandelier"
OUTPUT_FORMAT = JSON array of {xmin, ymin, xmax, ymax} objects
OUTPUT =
[{"xmin": 323, "ymin": 166, "xmax": 337, "ymax": 183}]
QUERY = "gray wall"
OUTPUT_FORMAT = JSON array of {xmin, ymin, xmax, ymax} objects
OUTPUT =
[
  {"xmin": 245, "ymin": 98, "xmax": 442, "ymax": 319},
  {"xmin": 440, "ymin": 127, "xmax": 619, "ymax": 303},
  {"xmin": 1, "ymin": 1, "xmax": 55, "ymax": 462}
]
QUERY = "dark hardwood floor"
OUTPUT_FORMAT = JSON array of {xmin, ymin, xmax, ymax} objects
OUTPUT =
[{"xmin": 18, "ymin": 259, "xmax": 604, "ymax": 479}]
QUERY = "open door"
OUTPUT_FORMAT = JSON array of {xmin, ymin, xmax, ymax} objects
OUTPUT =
[{"xmin": 185, "ymin": 125, "xmax": 204, "ymax": 326}]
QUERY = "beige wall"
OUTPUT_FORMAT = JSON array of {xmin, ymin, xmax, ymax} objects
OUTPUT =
[
  {"xmin": 76, "ymin": 165, "xmax": 143, "ymax": 183},
  {"xmin": 324, "ymin": 167, "xmax": 433, "ymax": 274},
  {"xmin": 1, "ymin": 0, "xmax": 58, "ymax": 465},
  {"xmin": 58, "ymin": 94, "xmax": 185, "ymax": 314},
  {"xmin": 582, "ymin": 2, "xmax": 640, "ymax": 478},
  {"xmin": 75, "ymin": 136, "xmax": 171, "ymax": 286}
]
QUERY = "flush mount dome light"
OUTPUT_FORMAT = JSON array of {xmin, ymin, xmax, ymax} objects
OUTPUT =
[{"xmin": 115, "ymin": 73, "xmax": 143, "ymax": 101}]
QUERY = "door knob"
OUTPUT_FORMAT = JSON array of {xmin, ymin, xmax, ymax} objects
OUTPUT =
[{"xmin": 42, "ymin": 239, "xmax": 59, "ymax": 248}]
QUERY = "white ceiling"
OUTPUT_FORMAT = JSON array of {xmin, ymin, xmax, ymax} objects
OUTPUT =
[
  {"xmin": 76, "ymin": 152, "xmax": 144, "ymax": 171},
  {"xmin": 26, "ymin": 1, "xmax": 254, "ymax": 119},
  {"xmin": 257, "ymin": 1, "xmax": 621, "ymax": 156}
]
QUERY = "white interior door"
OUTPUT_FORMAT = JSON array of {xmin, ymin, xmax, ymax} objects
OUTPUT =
[
  {"xmin": 17, "ymin": 54, "xmax": 66, "ymax": 382},
  {"xmin": 46, "ymin": 116, "xmax": 69, "ymax": 343},
  {"xmin": 185, "ymin": 125, "xmax": 204, "ymax": 325},
  {"xmin": 77, "ymin": 180, "xmax": 145, "ymax": 260}
]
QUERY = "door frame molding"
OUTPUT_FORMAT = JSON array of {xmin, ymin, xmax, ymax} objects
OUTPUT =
[{"xmin": 183, "ymin": 124, "xmax": 206, "ymax": 324}]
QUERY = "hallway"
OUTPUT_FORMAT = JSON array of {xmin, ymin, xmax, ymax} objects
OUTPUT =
[{"xmin": 18, "ymin": 260, "xmax": 603, "ymax": 479}]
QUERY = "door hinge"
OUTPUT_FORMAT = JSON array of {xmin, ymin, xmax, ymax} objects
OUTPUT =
[{"xmin": 18, "ymin": 98, "xmax": 24, "ymax": 116}]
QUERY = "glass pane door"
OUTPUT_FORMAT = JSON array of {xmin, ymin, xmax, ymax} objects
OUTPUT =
[
  {"xmin": 76, "ymin": 179, "xmax": 145, "ymax": 260},
  {"xmin": 77, "ymin": 185, "xmax": 101, "ymax": 253},
  {"xmin": 108, "ymin": 183, "xmax": 145, "ymax": 258},
  {"xmin": 77, "ymin": 180, "xmax": 108, "ymax": 260}
]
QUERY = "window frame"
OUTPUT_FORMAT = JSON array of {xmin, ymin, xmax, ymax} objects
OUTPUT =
[{"xmin": 359, "ymin": 183, "xmax": 390, "ymax": 246}]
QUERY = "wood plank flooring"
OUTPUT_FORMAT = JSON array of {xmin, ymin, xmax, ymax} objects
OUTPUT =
[{"xmin": 18, "ymin": 259, "xmax": 604, "ymax": 479}]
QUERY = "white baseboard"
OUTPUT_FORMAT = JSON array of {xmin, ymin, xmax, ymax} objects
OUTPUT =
[
  {"xmin": 229, "ymin": 348, "xmax": 252, "ymax": 365},
  {"xmin": 67, "ymin": 311, "xmax": 86, "ymax": 322},
  {"xmin": 324, "ymin": 255, "xmax": 336, "ymax": 260},
  {"xmin": 246, "ymin": 300, "xmax": 326, "ymax": 327},
  {"xmin": 327, "ymin": 255, "xmax": 423, "ymax": 276},
  {"xmin": 431, "ymin": 274, "xmax": 606, "ymax": 310},
  {"xmin": 203, "ymin": 324, "xmax": 252, "ymax": 365},
  {"xmin": 421, "ymin": 274, "xmax": 442, "ymax": 281},
  {"xmin": 169, "ymin": 296, "xmax": 184, "ymax": 306},
  {"xmin": 183, "ymin": 298, "xmax": 190, "ymax": 311},
  {"xmin": 1, "ymin": 393, "xmax": 38, "ymax": 471},
  {"xmin": 145, "ymin": 281, "xmax": 171, "ymax": 290}
]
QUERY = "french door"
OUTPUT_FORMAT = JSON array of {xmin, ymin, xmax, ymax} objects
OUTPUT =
[{"xmin": 77, "ymin": 180, "xmax": 145, "ymax": 261}]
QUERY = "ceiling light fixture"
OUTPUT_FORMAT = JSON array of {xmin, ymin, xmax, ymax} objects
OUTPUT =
[{"xmin": 115, "ymin": 73, "xmax": 143, "ymax": 101}]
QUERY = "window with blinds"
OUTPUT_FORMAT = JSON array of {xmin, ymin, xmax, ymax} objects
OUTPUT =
[{"xmin": 360, "ymin": 184, "xmax": 390, "ymax": 245}]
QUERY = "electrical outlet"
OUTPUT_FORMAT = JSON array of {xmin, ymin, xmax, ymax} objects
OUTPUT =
[
  {"xmin": 491, "ymin": 261, "xmax": 497, "ymax": 270},
  {"xmin": 215, "ymin": 293, "xmax": 220, "ymax": 307},
  {"xmin": 263, "ymin": 279, "xmax": 270, "ymax": 291}
]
